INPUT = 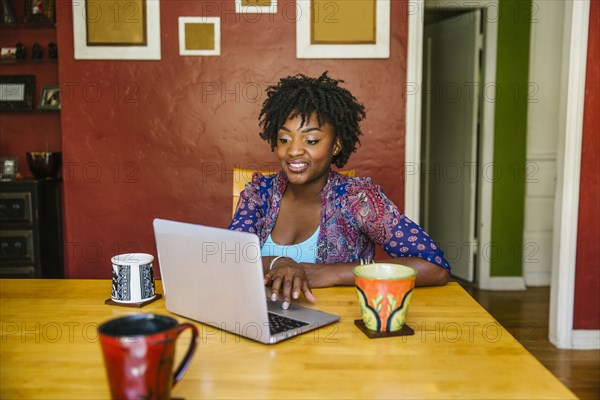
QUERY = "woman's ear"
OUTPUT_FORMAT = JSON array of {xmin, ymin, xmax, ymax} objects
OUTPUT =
[{"xmin": 333, "ymin": 139, "xmax": 341, "ymax": 155}]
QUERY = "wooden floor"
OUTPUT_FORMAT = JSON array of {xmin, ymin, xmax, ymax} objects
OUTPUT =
[{"xmin": 459, "ymin": 283, "xmax": 600, "ymax": 400}]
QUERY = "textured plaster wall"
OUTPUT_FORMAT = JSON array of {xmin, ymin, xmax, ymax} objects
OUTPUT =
[{"xmin": 55, "ymin": 0, "xmax": 409, "ymax": 278}]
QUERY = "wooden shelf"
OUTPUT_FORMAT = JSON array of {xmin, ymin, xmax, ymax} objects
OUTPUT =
[
  {"xmin": 0, "ymin": 4, "xmax": 62, "ymax": 161},
  {"xmin": 0, "ymin": 58, "xmax": 57, "ymax": 65},
  {"xmin": 0, "ymin": 22, "xmax": 56, "ymax": 29}
]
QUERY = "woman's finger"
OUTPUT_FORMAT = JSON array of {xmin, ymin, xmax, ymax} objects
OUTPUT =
[
  {"xmin": 302, "ymin": 280, "xmax": 317, "ymax": 303},
  {"xmin": 292, "ymin": 275, "xmax": 303, "ymax": 300},
  {"xmin": 263, "ymin": 271, "xmax": 272, "ymax": 285},
  {"xmin": 281, "ymin": 274, "xmax": 294, "ymax": 308},
  {"xmin": 270, "ymin": 275, "xmax": 283, "ymax": 301}
]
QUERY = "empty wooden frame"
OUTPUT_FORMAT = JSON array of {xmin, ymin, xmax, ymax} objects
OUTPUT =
[
  {"xmin": 296, "ymin": 0, "xmax": 390, "ymax": 59},
  {"xmin": 73, "ymin": 0, "xmax": 161, "ymax": 60},
  {"xmin": 178, "ymin": 17, "xmax": 221, "ymax": 56},
  {"xmin": 235, "ymin": 0, "xmax": 277, "ymax": 14}
]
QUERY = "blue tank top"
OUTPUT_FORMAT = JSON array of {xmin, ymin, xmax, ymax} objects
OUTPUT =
[{"xmin": 261, "ymin": 227, "xmax": 320, "ymax": 264}]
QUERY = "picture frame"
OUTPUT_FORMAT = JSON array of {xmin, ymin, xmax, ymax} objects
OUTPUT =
[
  {"xmin": 25, "ymin": 0, "xmax": 55, "ymax": 24},
  {"xmin": 72, "ymin": 0, "xmax": 161, "ymax": 60},
  {"xmin": 178, "ymin": 17, "xmax": 221, "ymax": 56},
  {"xmin": 235, "ymin": 0, "xmax": 277, "ymax": 14},
  {"xmin": 0, "ymin": 157, "xmax": 19, "ymax": 181},
  {"xmin": 0, "ymin": 75, "xmax": 35, "ymax": 112},
  {"xmin": 1, "ymin": 47, "xmax": 17, "ymax": 60},
  {"xmin": 296, "ymin": 0, "xmax": 390, "ymax": 59},
  {"xmin": 38, "ymin": 84, "xmax": 60, "ymax": 110}
]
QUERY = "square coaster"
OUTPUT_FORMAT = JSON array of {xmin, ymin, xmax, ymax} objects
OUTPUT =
[
  {"xmin": 104, "ymin": 294, "xmax": 162, "ymax": 308},
  {"xmin": 354, "ymin": 319, "xmax": 415, "ymax": 339}
]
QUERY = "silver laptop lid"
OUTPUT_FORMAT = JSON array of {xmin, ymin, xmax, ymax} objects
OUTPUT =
[{"xmin": 153, "ymin": 218, "xmax": 272, "ymax": 343}]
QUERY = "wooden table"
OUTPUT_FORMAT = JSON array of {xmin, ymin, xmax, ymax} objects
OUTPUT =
[{"xmin": 0, "ymin": 280, "xmax": 575, "ymax": 399}]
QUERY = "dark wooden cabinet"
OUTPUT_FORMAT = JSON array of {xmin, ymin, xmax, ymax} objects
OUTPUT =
[{"xmin": 0, "ymin": 179, "xmax": 63, "ymax": 278}]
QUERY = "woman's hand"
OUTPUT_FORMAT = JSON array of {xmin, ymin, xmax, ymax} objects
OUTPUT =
[{"xmin": 264, "ymin": 257, "xmax": 317, "ymax": 309}]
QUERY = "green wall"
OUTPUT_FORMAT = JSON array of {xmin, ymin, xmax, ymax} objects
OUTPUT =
[{"xmin": 490, "ymin": 0, "xmax": 532, "ymax": 277}]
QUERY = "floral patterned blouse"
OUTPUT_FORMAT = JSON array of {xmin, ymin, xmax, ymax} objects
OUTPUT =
[{"xmin": 228, "ymin": 169, "xmax": 451, "ymax": 274}]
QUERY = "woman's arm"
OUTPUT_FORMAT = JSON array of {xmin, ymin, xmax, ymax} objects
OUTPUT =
[
  {"xmin": 265, "ymin": 256, "xmax": 448, "ymax": 309},
  {"xmin": 348, "ymin": 179, "xmax": 451, "ymax": 278},
  {"xmin": 303, "ymin": 257, "xmax": 448, "ymax": 288},
  {"xmin": 228, "ymin": 172, "xmax": 264, "ymax": 233}
]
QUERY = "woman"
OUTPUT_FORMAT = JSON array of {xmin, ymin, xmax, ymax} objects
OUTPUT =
[{"xmin": 229, "ymin": 72, "xmax": 450, "ymax": 309}]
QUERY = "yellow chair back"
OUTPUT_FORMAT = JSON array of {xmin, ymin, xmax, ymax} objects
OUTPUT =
[{"xmin": 232, "ymin": 168, "xmax": 355, "ymax": 216}]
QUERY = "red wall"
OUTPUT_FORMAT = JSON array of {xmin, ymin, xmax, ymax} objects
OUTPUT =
[
  {"xmin": 54, "ymin": 0, "xmax": 409, "ymax": 278},
  {"xmin": 574, "ymin": 0, "xmax": 600, "ymax": 330}
]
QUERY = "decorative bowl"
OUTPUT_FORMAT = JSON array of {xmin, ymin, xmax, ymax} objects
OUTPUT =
[{"xmin": 26, "ymin": 152, "xmax": 62, "ymax": 179}]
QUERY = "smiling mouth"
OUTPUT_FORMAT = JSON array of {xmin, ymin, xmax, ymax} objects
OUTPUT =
[{"xmin": 286, "ymin": 161, "xmax": 309, "ymax": 173}]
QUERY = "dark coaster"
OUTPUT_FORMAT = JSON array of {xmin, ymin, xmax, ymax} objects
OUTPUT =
[
  {"xmin": 104, "ymin": 294, "xmax": 162, "ymax": 308},
  {"xmin": 354, "ymin": 319, "xmax": 415, "ymax": 339}
]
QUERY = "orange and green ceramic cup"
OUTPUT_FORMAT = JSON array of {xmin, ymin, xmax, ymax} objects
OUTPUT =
[{"xmin": 353, "ymin": 263, "xmax": 417, "ymax": 333}]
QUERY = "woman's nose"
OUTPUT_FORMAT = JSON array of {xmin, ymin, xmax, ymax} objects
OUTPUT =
[{"xmin": 287, "ymin": 139, "xmax": 305, "ymax": 156}]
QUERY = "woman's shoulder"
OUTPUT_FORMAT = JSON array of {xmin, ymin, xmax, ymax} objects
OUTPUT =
[
  {"xmin": 246, "ymin": 170, "xmax": 281, "ymax": 189},
  {"xmin": 241, "ymin": 171, "xmax": 288, "ymax": 203},
  {"xmin": 329, "ymin": 171, "xmax": 379, "ymax": 195}
]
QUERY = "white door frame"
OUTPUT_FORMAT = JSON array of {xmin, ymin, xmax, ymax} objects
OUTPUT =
[
  {"xmin": 405, "ymin": 0, "xmax": 499, "ymax": 289},
  {"xmin": 549, "ymin": 0, "xmax": 592, "ymax": 349}
]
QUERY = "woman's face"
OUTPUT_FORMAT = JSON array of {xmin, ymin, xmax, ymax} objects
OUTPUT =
[{"xmin": 276, "ymin": 112, "xmax": 341, "ymax": 187}]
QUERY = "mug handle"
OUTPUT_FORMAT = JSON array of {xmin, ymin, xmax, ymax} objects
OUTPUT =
[{"xmin": 172, "ymin": 323, "xmax": 199, "ymax": 387}]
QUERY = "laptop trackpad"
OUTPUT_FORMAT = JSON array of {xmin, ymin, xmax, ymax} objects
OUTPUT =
[{"xmin": 266, "ymin": 299, "xmax": 340, "ymax": 325}]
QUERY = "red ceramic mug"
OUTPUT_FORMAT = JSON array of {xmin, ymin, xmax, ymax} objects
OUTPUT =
[{"xmin": 98, "ymin": 314, "xmax": 198, "ymax": 400}]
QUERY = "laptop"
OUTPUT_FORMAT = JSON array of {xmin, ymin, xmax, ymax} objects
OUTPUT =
[{"xmin": 152, "ymin": 218, "xmax": 340, "ymax": 344}]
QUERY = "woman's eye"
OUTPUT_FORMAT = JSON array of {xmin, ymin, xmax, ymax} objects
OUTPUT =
[
  {"xmin": 278, "ymin": 137, "xmax": 289, "ymax": 144},
  {"xmin": 306, "ymin": 139, "xmax": 319, "ymax": 145}
]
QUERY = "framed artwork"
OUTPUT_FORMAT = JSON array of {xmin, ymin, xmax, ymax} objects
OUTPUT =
[
  {"xmin": 296, "ymin": 0, "xmax": 390, "ymax": 59},
  {"xmin": 25, "ymin": 0, "xmax": 55, "ymax": 24},
  {"xmin": 0, "ymin": 75, "xmax": 35, "ymax": 112},
  {"xmin": 0, "ymin": 47, "xmax": 17, "ymax": 60},
  {"xmin": 72, "ymin": 0, "xmax": 161, "ymax": 60},
  {"xmin": 178, "ymin": 17, "xmax": 221, "ymax": 56},
  {"xmin": 38, "ymin": 84, "xmax": 60, "ymax": 110},
  {"xmin": 0, "ymin": 157, "xmax": 18, "ymax": 180},
  {"xmin": 235, "ymin": 0, "xmax": 277, "ymax": 14}
]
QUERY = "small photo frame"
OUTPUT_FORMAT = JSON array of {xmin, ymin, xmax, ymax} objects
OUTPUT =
[
  {"xmin": 0, "ymin": 48, "xmax": 17, "ymax": 60},
  {"xmin": 0, "ymin": 75, "xmax": 35, "ymax": 112},
  {"xmin": 25, "ymin": 0, "xmax": 55, "ymax": 24},
  {"xmin": 178, "ymin": 17, "xmax": 221, "ymax": 56},
  {"xmin": 296, "ymin": 0, "xmax": 390, "ymax": 59},
  {"xmin": 73, "ymin": 0, "xmax": 161, "ymax": 60},
  {"xmin": 235, "ymin": 0, "xmax": 277, "ymax": 14},
  {"xmin": 38, "ymin": 84, "xmax": 60, "ymax": 110},
  {"xmin": 0, "ymin": 157, "xmax": 19, "ymax": 180}
]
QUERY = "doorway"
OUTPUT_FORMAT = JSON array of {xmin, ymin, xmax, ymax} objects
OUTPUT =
[
  {"xmin": 420, "ymin": 9, "xmax": 484, "ymax": 283},
  {"xmin": 407, "ymin": 0, "xmax": 593, "ymax": 349}
]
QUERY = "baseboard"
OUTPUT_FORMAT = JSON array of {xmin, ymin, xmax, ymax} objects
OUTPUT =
[
  {"xmin": 572, "ymin": 330, "xmax": 600, "ymax": 350},
  {"xmin": 524, "ymin": 272, "xmax": 551, "ymax": 287},
  {"xmin": 487, "ymin": 277, "xmax": 527, "ymax": 290}
]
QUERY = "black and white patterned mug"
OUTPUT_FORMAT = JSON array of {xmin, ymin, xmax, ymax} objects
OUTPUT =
[{"xmin": 111, "ymin": 253, "xmax": 156, "ymax": 303}]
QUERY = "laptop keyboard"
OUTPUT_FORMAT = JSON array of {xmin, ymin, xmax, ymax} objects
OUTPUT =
[{"xmin": 268, "ymin": 312, "xmax": 309, "ymax": 334}]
